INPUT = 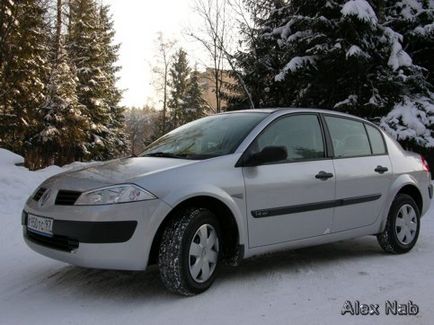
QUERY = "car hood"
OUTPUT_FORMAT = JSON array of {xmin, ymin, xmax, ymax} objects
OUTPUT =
[{"xmin": 43, "ymin": 157, "xmax": 196, "ymax": 191}]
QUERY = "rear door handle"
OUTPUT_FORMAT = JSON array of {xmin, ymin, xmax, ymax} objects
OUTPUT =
[
  {"xmin": 315, "ymin": 171, "xmax": 334, "ymax": 180},
  {"xmin": 374, "ymin": 166, "xmax": 388, "ymax": 174}
]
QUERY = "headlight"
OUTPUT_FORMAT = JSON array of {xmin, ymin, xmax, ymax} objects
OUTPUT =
[{"xmin": 75, "ymin": 184, "xmax": 156, "ymax": 205}]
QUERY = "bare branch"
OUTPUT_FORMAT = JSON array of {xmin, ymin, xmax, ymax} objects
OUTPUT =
[
  {"xmin": 150, "ymin": 32, "xmax": 176, "ymax": 132},
  {"xmin": 190, "ymin": 0, "xmax": 254, "ymax": 109}
]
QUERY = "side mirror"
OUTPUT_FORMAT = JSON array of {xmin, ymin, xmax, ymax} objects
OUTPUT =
[{"xmin": 242, "ymin": 146, "xmax": 287, "ymax": 167}]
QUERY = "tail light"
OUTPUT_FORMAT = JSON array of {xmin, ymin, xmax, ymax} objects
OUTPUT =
[{"xmin": 421, "ymin": 155, "xmax": 430, "ymax": 173}]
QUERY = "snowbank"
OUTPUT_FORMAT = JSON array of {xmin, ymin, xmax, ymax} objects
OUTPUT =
[
  {"xmin": 0, "ymin": 148, "xmax": 25, "ymax": 166},
  {"xmin": 0, "ymin": 149, "xmax": 98, "ymax": 220},
  {"xmin": 0, "ymin": 149, "xmax": 64, "ymax": 221}
]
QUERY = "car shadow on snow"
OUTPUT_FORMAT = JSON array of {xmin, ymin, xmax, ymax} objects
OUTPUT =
[
  {"xmin": 223, "ymin": 236, "xmax": 385, "ymax": 279},
  {"xmin": 34, "ymin": 235, "xmax": 389, "ymax": 301}
]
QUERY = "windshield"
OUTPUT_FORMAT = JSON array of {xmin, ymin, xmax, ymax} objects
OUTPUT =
[{"xmin": 141, "ymin": 112, "xmax": 267, "ymax": 159}]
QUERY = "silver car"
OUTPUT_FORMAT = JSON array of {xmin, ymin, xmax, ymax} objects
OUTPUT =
[{"xmin": 23, "ymin": 108, "xmax": 432, "ymax": 295}]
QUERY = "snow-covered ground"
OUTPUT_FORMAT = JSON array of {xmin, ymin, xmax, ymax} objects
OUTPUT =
[{"xmin": 0, "ymin": 148, "xmax": 433, "ymax": 325}]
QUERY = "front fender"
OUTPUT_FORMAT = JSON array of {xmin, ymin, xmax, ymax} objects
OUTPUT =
[{"xmin": 159, "ymin": 185, "xmax": 248, "ymax": 247}]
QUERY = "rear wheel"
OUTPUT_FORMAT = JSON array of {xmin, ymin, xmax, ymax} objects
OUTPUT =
[
  {"xmin": 377, "ymin": 194, "xmax": 420, "ymax": 254},
  {"xmin": 158, "ymin": 208, "xmax": 221, "ymax": 295}
]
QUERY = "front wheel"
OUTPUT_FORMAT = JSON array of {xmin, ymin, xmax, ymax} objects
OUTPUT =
[
  {"xmin": 158, "ymin": 208, "xmax": 221, "ymax": 295},
  {"xmin": 377, "ymin": 194, "xmax": 420, "ymax": 254}
]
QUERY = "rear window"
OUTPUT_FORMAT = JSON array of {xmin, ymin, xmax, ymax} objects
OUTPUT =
[
  {"xmin": 325, "ymin": 116, "xmax": 371, "ymax": 158},
  {"xmin": 365, "ymin": 124, "xmax": 386, "ymax": 155}
]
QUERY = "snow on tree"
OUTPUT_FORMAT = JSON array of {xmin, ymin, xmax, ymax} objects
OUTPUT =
[
  {"xmin": 0, "ymin": 0, "xmax": 50, "ymax": 161},
  {"xmin": 166, "ymin": 50, "xmax": 208, "ymax": 127},
  {"xmin": 97, "ymin": 4, "xmax": 126, "ymax": 158},
  {"xmin": 183, "ymin": 66, "xmax": 207, "ymax": 123},
  {"xmin": 34, "ymin": 40, "xmax": 90, "ymax": 166},
  {"xmin": 234, "ymin": 0, "xmax": 433, "ymax": 147},
  {"xmin": 0, "ymin": 0, "xmax": 17, "ymax": 66},
  {"xmin": 341, "ymin": 0, "xmax": 378, "ymax": 24},
  {"xmin": 385, "ymin": 0, "xmax": 434, "ymax": 84},
  {"xmin": 381, "ymin": 0, "xmax": 434, "ymax": 148},
  {"xmin": 381, "ymin": 94, "xmax": 434, "ymax": 147},
  {"xmin": 270, "ymin": 0, "xmax": 428, "ymax": 117},
  {"xmin": 168, "ymin": 48, "xmax": 191, "ymax": 127},
  {"xmin": 67, "ymin": 0, "xmax": 125, "ymax": 160},
  {"xmin": 226, "ymin": 0, "xmax": 288, "ymax": 109},
  {"xmin": 0, "ymin": 0, "xmax": 126, "ymax": 167}
]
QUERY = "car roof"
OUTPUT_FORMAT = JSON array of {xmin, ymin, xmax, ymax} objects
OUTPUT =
[{"xmin": 222, "ymin": 108, "xmax": 368, "ymax": 122}]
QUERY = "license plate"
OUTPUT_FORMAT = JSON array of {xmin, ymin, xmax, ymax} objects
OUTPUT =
[{"xmin": 27, "ymin": 214, "xmax": 53, "ymax": 236}]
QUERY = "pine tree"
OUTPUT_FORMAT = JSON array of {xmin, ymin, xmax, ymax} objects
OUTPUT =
[
  {"xmin": 124, "ymin": 106, "xmax": 159, "ymax": 155},
  {"xmin": 0, "ymin": 0, "xmax": 50, "ymax": 159},
  {"xmin": 234, "ymin": 0, "xmax": 434, "ymax": 147},
  {"xmin": 168, "ymin": 48, "xmax": 191, "ymax": 127},
  {"xmin": 226, "ymin": 0, "xmax": 289, "ymax": 109},
  {"xmin": 97, "ymin": 4, "xmax": 126, "ymax": 158},
  {"xmin": 0, "ymin": 0, "xmax": 17, "ymax": 140},
  {"xmin": 385, "ymin": 0, "xmax": 434, "ymax": 84},
  {"xmin": 251, "ymin": 1, "xmax": 428, "ymax": 116},
  {"xmin": 0, "ymin": 0, "xmax": 16, "ymax": 70},
  {"xmin": 1, "ymin": 0, "xmax": 126, "ymax": 167},
  {"xmin": 67, "ymin": 0, "xmax": 113, "ymax": 160},
  {"xmin": 183, "ymin": 66, "xmax": 206, "ymax": 122},
  {"xmin": 34, "ymin": 40, "xmax": 89, "ymax": 167},
  {"xmin": 380, "ymin": 1, "xmax": 434, "ymax": 149}
]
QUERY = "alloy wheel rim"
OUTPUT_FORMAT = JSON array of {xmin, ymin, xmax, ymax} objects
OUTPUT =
[
  {"xmin": 188, "ymin": 224, "xmax": 219, "ymax": 283},
  {"xmin": 395, "ymin": 204, "xmax": 418, "ymax": 245}
]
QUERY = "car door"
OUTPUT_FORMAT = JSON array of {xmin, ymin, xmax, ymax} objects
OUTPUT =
[
  {"xmin": 242, "ymin": 113, "xmax": 336, "ymax": 248},
  {"xmin": 323, "ymin": 115, "xmax": 393, "ymax": 232}
]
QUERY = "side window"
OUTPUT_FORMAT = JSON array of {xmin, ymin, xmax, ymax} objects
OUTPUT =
[
  {"xmin": 254, "ymin": 114, "xmax": 325, "ymax": 162},
  {"xmin": 365, "ymin": 124, "xmax": 386, "ymax": 155},
  {"xmin": 325, "ymin": 116, "xmax": 371, "ymax": 158}
]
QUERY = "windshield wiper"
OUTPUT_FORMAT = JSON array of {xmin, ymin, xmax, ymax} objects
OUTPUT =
[{"xmin": 142, "ymin": 152, "xmax": 189, "ymax": 159}]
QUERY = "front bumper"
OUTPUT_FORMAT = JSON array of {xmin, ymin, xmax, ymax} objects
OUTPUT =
[{"xmin": 23, "ymin": 198, "xmax": 172, "ymax": 271}]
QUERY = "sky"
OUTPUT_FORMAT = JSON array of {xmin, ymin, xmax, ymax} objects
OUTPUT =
[{"xmin": 102, "ymin": 0, "xmax": 205, "ymax": 108}]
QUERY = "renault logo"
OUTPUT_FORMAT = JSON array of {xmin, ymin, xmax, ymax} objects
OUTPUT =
[{"xmin": 39, "ymin": 189, "xmax": 52, "ymax": 207}]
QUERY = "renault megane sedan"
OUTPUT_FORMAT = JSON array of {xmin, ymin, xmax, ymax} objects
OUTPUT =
[{"xmin": 23, "ymin": 108, "xmax": 432, "ymax": 295}]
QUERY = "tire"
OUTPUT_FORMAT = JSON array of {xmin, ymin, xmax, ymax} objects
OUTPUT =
[
  {"xmin": 158, "ymin": 208, "xmax": 221, "ymax": 296},
  {"xmin": 377, "ymin": 194, "xmax": 420, "ymax": 254}
]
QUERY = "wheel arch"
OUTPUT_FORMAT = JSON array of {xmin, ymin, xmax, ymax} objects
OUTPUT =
[
  {"xmin": 148, "ymin": 195, "xmax": 244, "ymax": 266},
  {"xmin": 380, "ymin": 176, "xmax": 423, "ymax": 231},
  {"xmin": 396, "ymin": 184, "xmax": 423, "ymax": 213}
]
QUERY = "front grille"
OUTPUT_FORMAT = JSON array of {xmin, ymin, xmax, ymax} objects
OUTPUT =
[
  {"xmin": 26, "ymin": 230, "xmax": 79, "ymax": 252},
  {"xmin": 33, "ymin": 188, "xmax": 46, "ymax": 201},
  {"xmin": 55, "ymin": 190, "xmax": 82, "ymax": 205}
]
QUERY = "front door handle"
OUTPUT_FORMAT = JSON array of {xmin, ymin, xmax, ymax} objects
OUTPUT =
[
  {"xmin": 315, "ymin": 171, "xmax": 334, "ymax": 180},
  {"xmin": 374, "ymin": 166, "xmax": 388, "ymax": 174}
]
